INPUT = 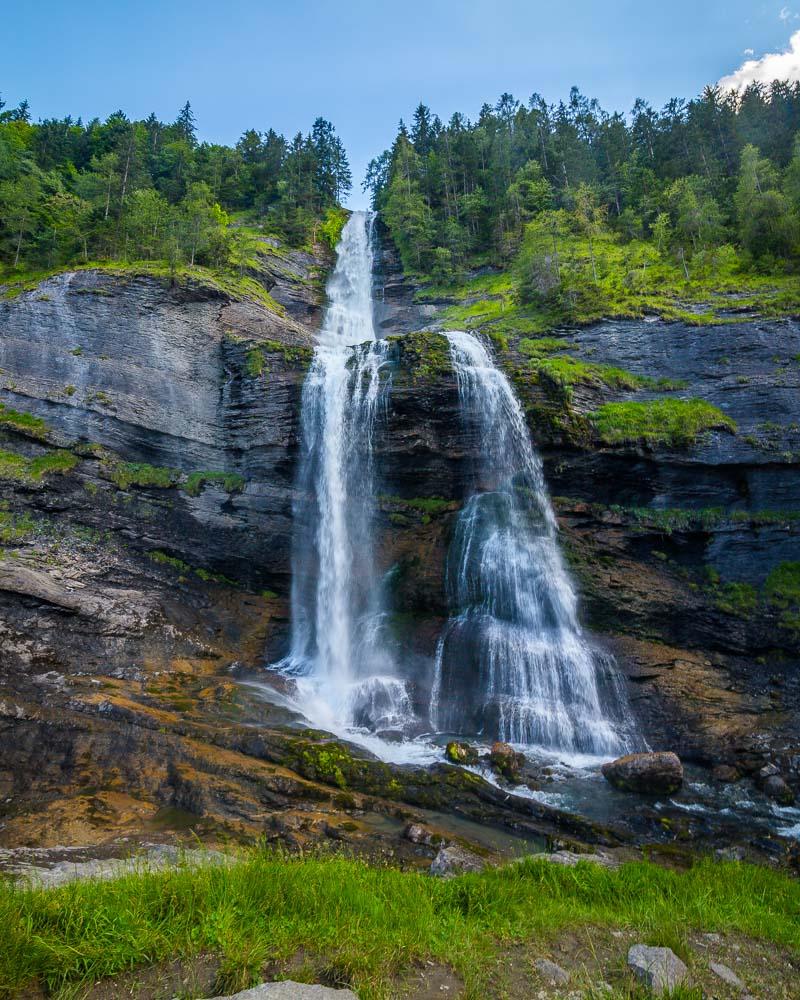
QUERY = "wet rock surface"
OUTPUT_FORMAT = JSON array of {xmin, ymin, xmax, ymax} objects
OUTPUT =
[{"xmin": 601, "ymin": 751, "xmax": 684, "ymax": 795}]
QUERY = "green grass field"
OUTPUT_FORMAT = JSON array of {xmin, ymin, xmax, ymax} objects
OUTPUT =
[{"xmin": 2, "ymin": 850, "xmax": 798, "ymax": 999}]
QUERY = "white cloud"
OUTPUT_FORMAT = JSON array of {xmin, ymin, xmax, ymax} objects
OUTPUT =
[
  {"xmin": 779, "ymin": 6, "xmax": 793, "ymax": 21},
  {"xmin": 718, "ymin": 29, "xmax": 800, "ymax": 90},
  {"xmin": 744, "ymin": 47, "xmax": 755, "ymax": 55}
]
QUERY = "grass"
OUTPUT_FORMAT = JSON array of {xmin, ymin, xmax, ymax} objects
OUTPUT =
[
  {"xmin": 106, "ymin": 461, "xmax": 180, "ymax": 490},
  {"xmin": 530, "ymin": 355, "xmax": 684, "ymax": 393},
  {"xmin": 590, "ymin": 399, "xmax": 737, "ymax": 448},
  {"xmin": 184, "ymin": 471, "xmax": 246, "ymax": 497},
  {"xmin": 0, "ymin": 851, "xmax": 797, "ymax": 1000},
  {"xmin": 570, "ymin": 503, "xmax": 800, "ymax": 535},
  {"xmin": 0, "ymin": 447, "xmax": 78, "ymax": 483},
  {"xmin": 518, "ymin": 337, "xmax": 575, "ymax": 356},
  {"xmin": 0, "ymin": 404, "xmax": 49, "ymax": 441},
  {"xmin": 0, "ymin": 259, "xmax": 286, "ymax": 316},
  {"xmin": 0, "ymin": 507, "xmax": 36, "ymax": 543}
]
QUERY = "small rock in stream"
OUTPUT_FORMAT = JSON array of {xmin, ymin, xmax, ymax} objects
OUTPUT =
[
  {"xmin": 489, "ymin": 741, "xmax": 526, "ymax": 782},
  {"xmin": 445, "ymin": 740, "xmax": 479, "ymax": 765}
]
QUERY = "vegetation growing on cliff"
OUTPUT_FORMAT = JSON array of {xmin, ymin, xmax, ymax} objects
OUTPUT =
[
  {"xmin": 1, "ymin": 851, "xmax": 797, "ymax": 999},
  {"xmin": 590, "ymin": 399, "xmax": 737, "ymax": 447},
  {"xmin": 0, "ymin": 447, "xmax": 78, "ymax": 483},
  {"xmin": 368, "ymin": 83, "xmax": 800, "ymax": 327},
  {"xmin": 0, "ymin": 97, "xmax": 351, "ymax": 282},
  {"xmin": 184, "ymin": 470, "xmax": 246, "ymax": 497}
]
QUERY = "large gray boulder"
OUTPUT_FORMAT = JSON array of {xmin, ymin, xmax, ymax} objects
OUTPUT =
[
  {"xmin": 208, "ymin": 983, "xmax": 358, "ymax": 999},
  {"xmin": 627, "ymin": 945, "xmax": 688, "ymax": 993},
  {"xmin": 602, "ymin": 752, "xmax": 683, "ymax": 795}
]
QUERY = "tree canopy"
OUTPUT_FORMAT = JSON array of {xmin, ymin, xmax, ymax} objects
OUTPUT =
[
  {"xmin": 0, "ymin": 97, "xmax": 351, "ymax": 275},
  {"xmin": 366, "ymin": 81, "xmax": 800, "ymax": 284}
]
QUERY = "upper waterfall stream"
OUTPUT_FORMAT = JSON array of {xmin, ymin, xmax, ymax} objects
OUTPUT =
[
  {"xmin": 269, "ymin": 212, "xmax": 632, "ymax": 760},
  {"xmin": 275, "ymin": 212, "xmax": 414, "ymax": 736}
]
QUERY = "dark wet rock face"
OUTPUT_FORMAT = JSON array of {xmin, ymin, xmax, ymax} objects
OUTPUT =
[{"xmin": 0, "ymin": 269, "xmax": 315, "ymax": 593}]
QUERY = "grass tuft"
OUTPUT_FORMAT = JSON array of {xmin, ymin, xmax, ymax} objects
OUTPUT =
[{"xmin": 590, "ymin": 399, "xmax": 737, "ymax": 448}]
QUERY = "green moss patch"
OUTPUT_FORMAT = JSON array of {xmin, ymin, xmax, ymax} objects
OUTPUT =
[
  {"xmin": 107, "ymin": 462, "xmax": 180, "ymax": 490},
  {"xmin": 246, "ymin": 348, "xmax": 266, "ymax": 377},
  {"xmin": 0, "ymin": 447, "xmax": 78, "ymax": 483},
  {"xmin": 0, "ymin": 403, "xmax": 49, "ymax": 440},
  {"xmin": 184, "ymin": 471, "xmax": 246, "ymax": 497},
  {"xmin": 147, "ymin": 549, "xmax": 236, "ymax": 588},
  {"xmin": 590, "ymin": 399, "xmax": 737, "ymax": 448},
  {"xmin": 764, "ymin": 562, "xmax": 800, "ymax": 630},
  {"xmin": 389, "ymin": 331, "xmax": 451, "ymax": 384},
  {"xmin": 379, "ymin": 494, "xmax": 458, "ymax": 525}
]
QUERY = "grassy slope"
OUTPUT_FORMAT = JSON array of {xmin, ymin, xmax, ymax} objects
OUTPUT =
[
  {"xmin": 420, "ymin": 234, "xmax": 800, "ymax": 336},
  {"xmin": 1, "ymin": 851, "xmax": 798, "ymax": 999}
]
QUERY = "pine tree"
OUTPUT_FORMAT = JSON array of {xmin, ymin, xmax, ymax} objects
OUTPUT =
[{"xmin": 175, "ymin": 101, "xmax": 197, "ymax": 146}]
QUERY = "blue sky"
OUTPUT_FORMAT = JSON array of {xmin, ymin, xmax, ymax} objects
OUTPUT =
[{"xmin": 3, "ymin": 0, "xmax": 800, "ymax": 207}]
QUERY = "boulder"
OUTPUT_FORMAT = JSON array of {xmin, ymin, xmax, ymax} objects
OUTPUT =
[
  {"xmin": 489, "ymin": 741, "xmax": 526, "ymax": 782},
  {"xmin": 712, "ymin": 764, "xmax": 740, "ymax": 783},
  {"xmin": 445, "ymin": 740, "xmax": 479, "ymax": 765},
  {"xmin": 207, "ymin": 983, "xmax": 358, "ymax": 999},
  {"xmin": 404, "ymin": 822, "xmax": 434, "ymax": 845},
  {"xmin": 627, "ymin": 945, "xmax": 688, "ymax": 993},
  {"xmin": 762, "ymin": 774, "xmax": 795, "ymax": 804},
  {"xmin": 602, "ymin": 752, "xmax": 683, "ymax": 795},
  {"xmin": 429, "ymin": 844, "xmax": 486, "ymax": 878}
]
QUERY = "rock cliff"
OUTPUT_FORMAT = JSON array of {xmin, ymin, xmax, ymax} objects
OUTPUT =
[{"xmin": 0, "ymin": 231, "xmax": 797, "ymax": 856}]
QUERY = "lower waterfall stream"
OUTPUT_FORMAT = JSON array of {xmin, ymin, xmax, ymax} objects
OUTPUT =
[
  {"xmin": 269, "ymin": 211, "xmax": 632, "ymax": 762},
  {"xmin": 431, "ymin": 332, "xmax": 632, "ymax": 755}
]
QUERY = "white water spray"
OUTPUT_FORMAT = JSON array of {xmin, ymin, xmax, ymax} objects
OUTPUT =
[{"xmin": 431, "ymin": 332, "xmax": 632, "ymax": 755}]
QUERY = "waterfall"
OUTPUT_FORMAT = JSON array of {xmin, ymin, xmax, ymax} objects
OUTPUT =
[
  {"xmin": 277, "ymin": 211, "xmax": 414, "ymax": 735},
  {"xmin": 431, "ymin": 331, "xmax": 632, "ymax": 755},
  {"xmin": 272, "ymin": 216, "xmax": 630, "ymax": 757}
]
